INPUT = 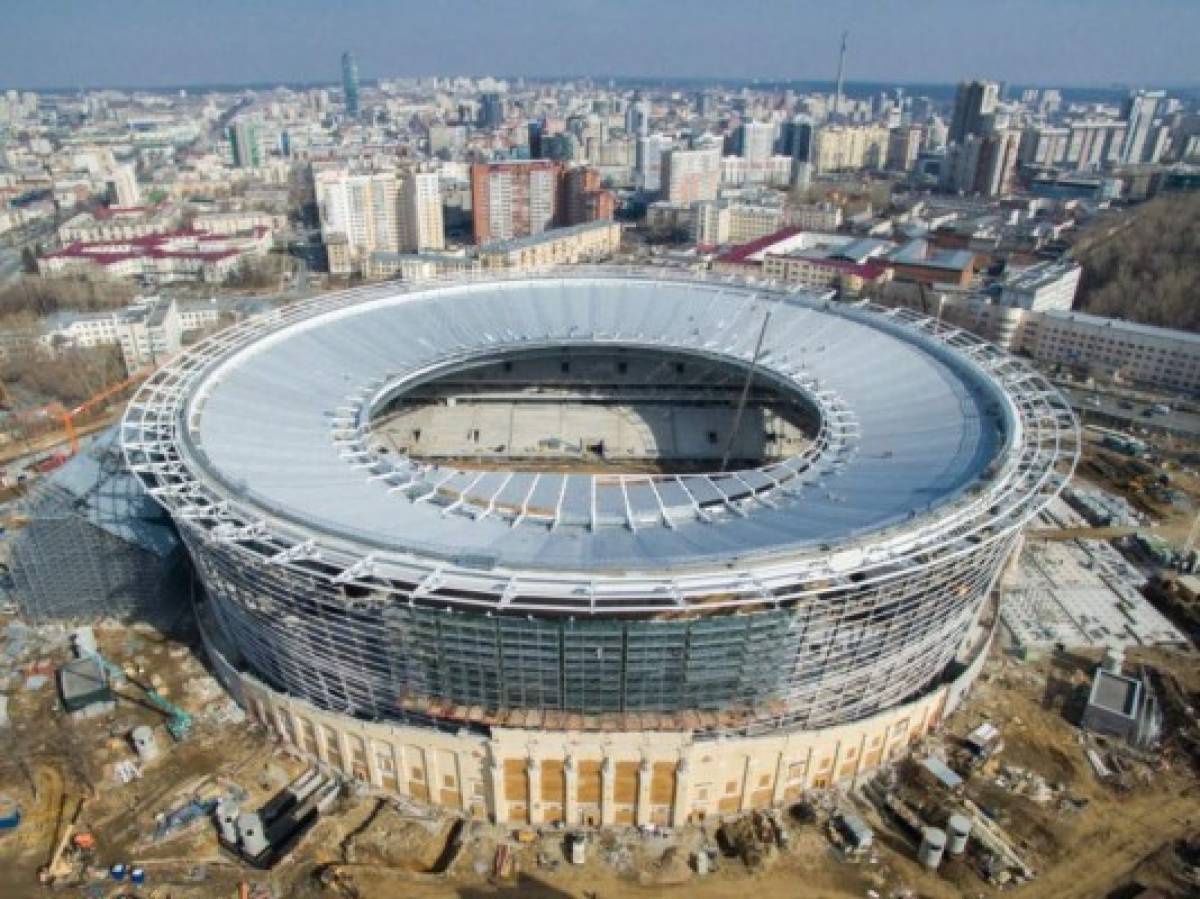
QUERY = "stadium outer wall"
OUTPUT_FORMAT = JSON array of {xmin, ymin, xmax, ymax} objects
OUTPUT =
[{"xmin": 199, "ymin": 596, "xmax": 997, "ymax": 826}]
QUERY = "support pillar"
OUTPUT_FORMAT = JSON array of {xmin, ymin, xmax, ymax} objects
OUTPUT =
[
  {"xmin": 487, "ymin": 752, "xmax": 506, "ymax": 823},
  {"xmin": 600, "ymin": 757, "xmax": 615, "ymax": 826},
  {"xmin": 394, "ymin": 743, "xmax": 410, "ymax": 797},
  {"xmin": 671, "ymin": 757, "xmax": 691, "ymax": 826},
  {"xmin": 771, "ymin": 750, "xmax": 789, "ymax": 805},
  {"xmin": 636, "ymin": 758, "xmax": 653, "ymax": 826},
  {"xmin": 739, "ymin": 755, "xmax": 756, "ymax": 812},
  {"xmin": 527, "ymin": 757, "xmax": 542, "ymax": 825},
  {"xmin": 564, "ymin": 755, "xmax": 578, "ymax": 825},
  {"xmin": 425, "ymin": 748, "xmax": 442, "ymax": 806},
  {"xmin": 365, "ymin": 739, "xmax": 382, "ymax": 788}
]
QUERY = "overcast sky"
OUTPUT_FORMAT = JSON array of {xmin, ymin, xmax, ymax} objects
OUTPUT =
[{"xmin": 3, "ymin": 0, "xmax": 1196, "ymax": 90}]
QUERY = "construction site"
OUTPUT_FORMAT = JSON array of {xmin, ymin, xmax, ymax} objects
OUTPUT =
[{"xmin": 0, "ymin": 269, "xmax": 1197, "ymax": 898}]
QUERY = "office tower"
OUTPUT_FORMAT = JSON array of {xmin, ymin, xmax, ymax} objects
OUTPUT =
[
  {"xmin": 694, "ymin": 91, "xmax": 716, "ymax": 119},
  {"xmin": 226, "ymin": 119, "xmax": 263, "ymax": 168},
  {"xmin": 1121, "ymin": 89, "xmax": 1165, "ymax": 164},
  {"xmin": 470, "ymin": 160, "xmax": 561, "ymax": 244},
  {"xmin": 635, "ymin": 134, "xmax": 673, "ymax": 193},
  {"xmin": 561, "ymin": 167, "xmax": 615, "ymax": 225},
  {"xmin": 625, "ymin": 93, "xmax": 650, "ymax": 137},
  {"xmin": 399, "ymin": 172, "xmax": 445, "ymax": 252},
  {"xmin": 315, "ymin": 169, "xmax": 399, "ymax": 265},
  {"xmin": 341, "ymin": 51, "xmax": 360, "ymax": 119},
  {"xmin": 950, "ymin": 80, "xmax": 999, "ymax": 144},
  {"xmin": 660, "ymin": 147, "xmax": 721, "ymax": 204},
  {"xmin": 782, "ymin": 117, "xmax": 815, "ymax": 161},
  {"xmin": 735, "ymin": 121, "xmax": 776, "ymax": 162},
  {"xmin": 527, "ymin": 120, "xmax": 544, "ymax": 159},
  {"xmin": 478, "ymin": 91, "xmax": 506, "ymax": 129}
]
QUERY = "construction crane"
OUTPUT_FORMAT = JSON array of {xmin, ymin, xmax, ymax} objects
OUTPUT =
[
  {"xmin": 60, "ymin": 368, "xmax": 151, "ymax": 455},
  {"xmin": 84, "ymin": 651, "xmax": 193, "ymax": 742}
]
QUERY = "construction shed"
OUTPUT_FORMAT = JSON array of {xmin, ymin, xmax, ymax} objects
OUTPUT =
[{"xmin": 9, "ymin": 428, "xmax": 186, "ymax": 624}]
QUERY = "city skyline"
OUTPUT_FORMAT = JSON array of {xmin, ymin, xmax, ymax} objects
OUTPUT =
[{"xmin": 2, "ymin": 0, "xmax": 1198, "ymax": 91}]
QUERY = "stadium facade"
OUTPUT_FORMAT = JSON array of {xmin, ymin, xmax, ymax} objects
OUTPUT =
[{"xmin": 121, "ymin": 269, "xmax": 1077, "ymax": 825}]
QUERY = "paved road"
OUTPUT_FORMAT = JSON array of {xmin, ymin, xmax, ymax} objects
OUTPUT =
[{"xmin": 1061, "ymin": 384, "xmax": 1200, "ymax": 441}]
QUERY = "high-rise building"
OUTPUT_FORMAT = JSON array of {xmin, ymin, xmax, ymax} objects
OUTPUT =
[
  {"xmin": 950, "ymin": 80, "xmax": 999, "ymax": 144},
  {"xmin": 635, "ymin": 134, "xmax": 673, "ymax": 193},
  {"xmin": 561, "ymin": 167, "xmax": 615, "ymax": 226},
  {"xmin": 943, "ymin": 129, "xmax": 1020, "ymax": 196},
  {"xmin": 527, "ymin": 120, "xmax": 544, "ymax": 159},
  {"xmin": 886, "ymin": 126, "xmax": 923, "ymax": 173},
  {"xmin": 341, "ymin": 51, "xmax": 360, "ymax": 119},
  {"xmin": 226, "ymin": 119, "xmax": 263, "ymax": 168},
  {"xmin": 1120, "ymin": 89, "xmax": 1165, "ymax": 164},
  {"xmin": 315, "ymin": 169, "xmax": 399, "ymax": 271},
  {"xmin": 1019, "ymin": 125, "xmax": 1070, "ymax": 167},
  {"xmin": 1064, "ymin": 120, "xmax": 1126, "ymax": 169},
  {"xmin": 660, "ymin": 147, "xmax": 721, "ymax": 204},
  {"xmin": 812, "ymin": 125, "xmax": 889, "ymax": 173},
  {"xmin": 478, "ymin": 91, "xmax": 506, "ymax": 129},
  {"xmin": 735, "ymin": 121, "xmax": 776, "ymax": 162},
  {"xmin": 470, "ymin": 160, "xmax": 561, "ymax": 244},
  {"xmin": 399, "ymin": 172, "xmax": 445, "ymax": 252},
  {"xmin": 625, "ymin": 93, "xmax": 650, "ymax": 137}
]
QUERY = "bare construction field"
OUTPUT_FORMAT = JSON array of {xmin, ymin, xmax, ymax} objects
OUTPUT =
[{"xmin": 2, "ymin": 616, "xmax": 1197, "ymax": 899}]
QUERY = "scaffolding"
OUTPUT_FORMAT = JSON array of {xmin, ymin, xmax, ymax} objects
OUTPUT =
[
  {"xmin": 121, "ymin": 268, "xmax": 1079, "ymax": 737},
  {"xmin": 10, "ymin": 428, "xmax": 186, "ymax": 624}
]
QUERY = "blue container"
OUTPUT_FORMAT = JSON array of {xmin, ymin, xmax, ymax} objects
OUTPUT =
[
  {"xmin": 110, "ymin": 863, "xmax": 127, "ymax": 881},
  {"xmin": 130, "ymin": 868, "xmax": 146, "ymax": 884},
  {"xmin": 0, "ymin": 794, "xmax": 20, "ymax": 831}
]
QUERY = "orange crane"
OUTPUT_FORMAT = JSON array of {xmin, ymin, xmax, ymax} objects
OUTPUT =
[{"xmin": 34, "ymin": 369, "xmax": 151, "ymax": 457}]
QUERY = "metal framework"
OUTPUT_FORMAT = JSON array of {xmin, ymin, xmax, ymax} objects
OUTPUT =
[
  {"xmin": 121, "ymin": 268, "xmax": 1078, "ymax": 736},
  {"xmin": 11, "ymin": 430, "xmax": 184, "ymax": 623}
]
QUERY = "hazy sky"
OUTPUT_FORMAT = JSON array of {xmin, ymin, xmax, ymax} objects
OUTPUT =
[{"xmin": 3, "ymin": 0, "xmax": 1196, "ymax": 90}]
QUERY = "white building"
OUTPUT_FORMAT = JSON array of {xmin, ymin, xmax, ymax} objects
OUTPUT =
[
  {"xmin": 1027, "ymin": 312, "xmax": 1200, "ymax": 392},
  {"xmin": 315, "ymin": 169, "xmax": 400, "ymax": 272},
  {"xmin": 661, "ymin": 147, "xmax": 721, "ymax": 205},
  {"xmin": 399, "ymin": 171, "xmax": 445, "ymax": 252},
  {"xmin": 999, "ymin": 260, "xmax": 1081, "ymax": 312}
]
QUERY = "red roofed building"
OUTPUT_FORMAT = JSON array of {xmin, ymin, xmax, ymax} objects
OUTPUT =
[
  {"xmin": 713, "ymin": 227, "xmax": 894, "ymax": 295},
  {"xmin": 39, "ymin": 227, "xmax": 272, "ymax": 285}
]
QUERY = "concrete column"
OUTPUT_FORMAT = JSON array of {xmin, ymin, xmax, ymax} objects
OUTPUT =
[
  {"xmin": 739, "ymin": 755, "xmax": 756, "ymax": 812},
  {"xmin": 314, "ymin": 722, "xmax": 330, "ymax": 765},
  {"xmin": 365, "ymin": 739, "xmax": 382, "ymax": 788},
  {"xmin": 636, "ymin": 758, "xmax": 653, "ymax": 826},
  {"xmin": 526, "ymin": 757, "xmax": 542, "ymax": 825},
  {"xmin": 289, "ymin": 711, "xmax": 307, "ymax": 755},
  {"xmin": 338, "ymin": 732, "xmax": 358, "ymax": 780},
  {"xmin": 424, "ymin": 748, "xmax": 441, "ymax": 806},
  {"xmin": 771, "ymin": 750, "xmax": 789, "ymax": 805},
  {"xmin": 671, "ymin": 756, "xmax": 691, "ymax": 826},
  {"xmin": 564, "ymin": 755, "xmax": 578, "ymax": 825},
  {"xmin": 600, "ymin": 757, "xmax": 615, "ymax": 826},
  {"xmin": 487, "ymin": 753, "xmax": 506, "ymax": 823},
  {"xmin": 851, "ymin": 732, "xmax": 870, "ymax": 786},
  {"xmin": 453, "ymin": 751, "xmax": 468, "ymax": 811},
  {"xmin": 394, "ymin": 744, "xmax": 410, "ymax": 797},
  {"xmin": 828, "ymin": 740, "xmax": 843, "ymax": 786}
]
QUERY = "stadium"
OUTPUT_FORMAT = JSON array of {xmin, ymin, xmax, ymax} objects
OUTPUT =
[{"xmin": 120, "ymin": 269, "xmax": 1077, "ymax": 825}]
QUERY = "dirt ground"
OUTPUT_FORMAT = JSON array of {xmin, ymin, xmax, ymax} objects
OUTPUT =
[{"xmin": 1, "ymin": 625, "xmax": 1198, "ymax": 899}]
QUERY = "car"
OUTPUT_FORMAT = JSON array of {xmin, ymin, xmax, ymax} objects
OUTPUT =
[{"xmin": 1118, "ymin": 400, "xmax": 1134, "ymax": 409}]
